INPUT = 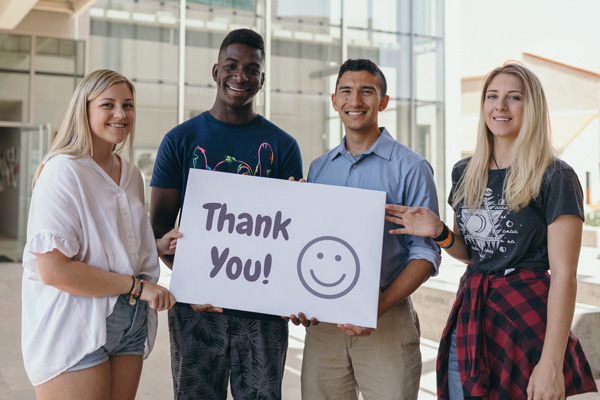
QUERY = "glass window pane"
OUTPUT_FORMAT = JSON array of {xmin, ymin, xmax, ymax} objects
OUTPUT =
[
  {"xmin": 275, "ymin": 0, "xmax": 341, "ymax": 25},
  {"xmin": 134, "ymin": 81, "xmax": 178, "ymax": 209},
  {"xmin": 0, "ymin": 34, "xmax": 31, "ymax": 123},
  {"xmin": 371, "ymin": 0, "xmax": 411, "ymax": 33},
  {"xmin": 0, "ymin": 33, "xmax": 31, "ymax": 71},
  {"xmin": 414, "ymin": 37, "xmax": 444, "ymax": 102},
  {"xmin": 35, "ymin": 37, "xmax": 85, "ymax": 75},
  {"xmin": 344, "ymin": 0, "xmax": 370, "ymax": 29},
  {"xmin": 33, "ymin": 75, "xmax": 80, "ymax": 126},
  {"xmin": 188, "ymin": 0, "xmax": 255, "ymax": 11},
  {"xmin": 271, "ymin": 0, "xmax": 342, "ymax": 160},
  {"xmin": 414, "ymin": 0, "xmax": 443, "ymax": 37},
  {"xmin": 271, "ymin": 91, "xmax": 331, "ymax": 174},
  {"xmin": 415, "ymin": 102, "xmax": 444, "ymax": 164},
  {"xmin": 381, "ymin": 99, "xmax": 411, "ymax": 146},
  {"xmin": 90, "ymin": 0, "xmax": 179, "ymax": 82},
  {"xmin": 184, "ymin": 86, "xmax": 216, "ymax": 119},
  {"xmin": 0, "ymin": 73, "xmax": 29, "ymax": 122}
]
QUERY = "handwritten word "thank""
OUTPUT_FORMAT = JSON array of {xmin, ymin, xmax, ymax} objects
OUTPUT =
[{"xmin": 202, "ymin": 202, "xmax": 292, "ymax": 240}]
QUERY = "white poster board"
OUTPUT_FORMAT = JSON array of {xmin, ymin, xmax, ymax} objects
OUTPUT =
[{"xmin": 170, "ymin": 169, "xmax": 386, "ymax": 327}]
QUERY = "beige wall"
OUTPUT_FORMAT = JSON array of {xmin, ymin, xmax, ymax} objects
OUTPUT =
[
  {"xmin": 10, "ymin": 10, "xmax": 89, "ymax": 41},
  {"xmin": 524, "ymin": 55, "xmax": 600, "ymax": 113}
]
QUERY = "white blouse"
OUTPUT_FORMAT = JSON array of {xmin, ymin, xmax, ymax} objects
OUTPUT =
[{"xmin": 21, "ymin": 154, "xmax": 159, "ymax": 386}]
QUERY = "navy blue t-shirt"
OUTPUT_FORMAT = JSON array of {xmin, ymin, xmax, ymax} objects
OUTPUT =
[{"xmin": 151, "ymin": 111, "xmax": 303, "ymax": 319}]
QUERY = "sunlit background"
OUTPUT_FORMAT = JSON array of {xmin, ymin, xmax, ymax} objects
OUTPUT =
[{"xmin": 0, "ymin": 1, "xmax": 599, "ymax": 398}]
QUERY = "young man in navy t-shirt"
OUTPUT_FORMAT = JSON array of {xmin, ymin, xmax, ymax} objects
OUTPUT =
[{"xmin": 150, "ymin": 29, "xmax": 302, "ymax": 400}]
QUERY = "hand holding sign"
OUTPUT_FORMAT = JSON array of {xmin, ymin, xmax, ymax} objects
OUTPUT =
[{"xmin": 170, "ymin": 170, "xmax": 385, "ymax": 327}]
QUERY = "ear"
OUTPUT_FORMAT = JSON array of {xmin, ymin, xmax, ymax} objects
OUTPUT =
[
  {"xmin": 331, "ymin": 93, "xmax": 338, "ymax": 111},
  {"xmin": 379, "ymin": 95, "xmax": 390, "ymax": 112},
  {"xmin": 260, "ymin": 72, "xmax": 265, "ymax": 89},
  {"xmin": 212, "ymin": 63, "xmax": 218, "ymax": 82}
]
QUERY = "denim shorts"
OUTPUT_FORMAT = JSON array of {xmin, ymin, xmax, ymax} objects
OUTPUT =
[{"xmin": 66, "ymin": 293, "xmax": 148, "ymax": 372}]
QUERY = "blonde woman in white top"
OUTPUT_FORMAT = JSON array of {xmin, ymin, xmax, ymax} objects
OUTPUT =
[{"xmin": 22, "ymin": 69, "xmax": 180, "ymax": 400}]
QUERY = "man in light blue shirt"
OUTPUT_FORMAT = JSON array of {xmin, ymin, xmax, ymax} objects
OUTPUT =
[{"xmin": 298, "ymin": 59, "xmax": 441, "ymax": 400}]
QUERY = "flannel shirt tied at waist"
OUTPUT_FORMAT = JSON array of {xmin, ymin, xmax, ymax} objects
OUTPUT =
[{"xmin": 436, "ymin": 267, "xmax": 597, "ymax": 400}]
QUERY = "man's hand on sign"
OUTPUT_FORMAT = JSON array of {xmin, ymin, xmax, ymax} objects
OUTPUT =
[
  {"xmin": 284, "ymin": 312, "xmax": 320, "ymax": 327},
  {"xmin": 288, "ymin": 177, "xmax": 307, "ymax": 183},
  {"xmin": 337, "ymin": 323, "xmax": 375, "ymax": 337},
  {"xmin": 190, "ymin": 304, "xmax": 224, "ymax": 313}
]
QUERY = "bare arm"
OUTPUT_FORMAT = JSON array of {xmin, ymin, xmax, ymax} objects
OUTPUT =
[
  {"xmin": 385, "ymin": 204, "xmax": 470, "ymax": 263},
  {"xmin": 37, "ymin": 249, "xmax": 175, "ymax": 310},
  {"xmin": 150, "ymin": 187, "xmax": 181, "ymax": 269},
  {"xmin": 378, "ymin": 258, "xmax": 434, "ymax": 317},
  {"xmin": 526, "ymin": 214, "xmax": 582, "ymax": 399}
]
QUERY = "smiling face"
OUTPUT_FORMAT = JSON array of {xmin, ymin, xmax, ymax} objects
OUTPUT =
[
  {"xmin": 332, "ymin": 70, "xmax": 389, "ymax": 139},
  {"xmin": 297, "ymin": 236, "xmax": 360, "ymax": 299},
  {"xmin": 483, "ymin": 73, "xmax": 524, "ymax": 144},
  {"xmin": 87, "ymin": 82, "xmax": 134, "ymax": 153},
  {"xmin": 211, "ymin": 43, "xmax": 264, "ymax": 120}
]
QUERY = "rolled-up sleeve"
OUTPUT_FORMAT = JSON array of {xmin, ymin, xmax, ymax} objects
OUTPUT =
[{"xmin": 402, "ymin": 159, "xmax": 442, "ymax": 275}]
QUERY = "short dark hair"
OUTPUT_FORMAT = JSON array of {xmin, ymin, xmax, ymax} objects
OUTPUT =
[
  {"xmin": 219, "ymin": 29, "xmax": 265, "ymax": 61},
  {"xmin": 335, "ymin": 59, "xmax": 387, "ymax": 97}
]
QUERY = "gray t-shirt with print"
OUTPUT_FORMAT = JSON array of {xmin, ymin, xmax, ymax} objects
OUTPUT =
[{"xmin": 449, "ymin": 158, "xmax": 584, "ymax": 274}]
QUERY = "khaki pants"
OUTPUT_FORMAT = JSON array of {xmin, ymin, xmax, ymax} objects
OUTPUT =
[{"xmin": 301, "ymin": 299, "xmax": 422, "ymax": 400}]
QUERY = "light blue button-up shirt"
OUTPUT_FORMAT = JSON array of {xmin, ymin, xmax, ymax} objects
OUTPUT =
[{"xmin": 308, "ymin": 128, "xmax": 441, "ymax": 287}]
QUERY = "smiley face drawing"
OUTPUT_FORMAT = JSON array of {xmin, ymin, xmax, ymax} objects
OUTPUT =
[{"xmin": 297, "ymin": 236, "xmax": 360, "ymax": 299}]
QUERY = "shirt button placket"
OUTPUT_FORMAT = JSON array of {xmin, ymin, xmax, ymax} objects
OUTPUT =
[{"xmin": 118, "ymin": 191, "xmax": 139, "ymax": 270}]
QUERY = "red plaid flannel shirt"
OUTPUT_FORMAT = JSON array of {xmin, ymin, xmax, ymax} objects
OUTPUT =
[{"xmin": 437, "ymin": 268, "xmax": 597, "ymax": 399}]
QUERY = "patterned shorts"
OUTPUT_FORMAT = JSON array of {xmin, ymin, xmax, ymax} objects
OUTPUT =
[{"xmin": 168, "ymin": 303, "xmax": 288, "ymax": 400}]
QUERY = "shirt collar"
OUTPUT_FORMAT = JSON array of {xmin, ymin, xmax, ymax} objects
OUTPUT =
[{"xmin": 331, "ymin": 127, "xmax": 395, "ymax": 162}]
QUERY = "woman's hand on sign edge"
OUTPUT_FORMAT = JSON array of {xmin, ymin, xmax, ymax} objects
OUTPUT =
[
  {"xmin": 156, "ymin": 227, "xmax": 182, "ymax": 257},
  {"xmin": 288, "ymin": 177, "xmax": 307, "ymax": 183},
  {"xmin": 190, "ymin": 303, "xmax": 224, "ymax": 313}
]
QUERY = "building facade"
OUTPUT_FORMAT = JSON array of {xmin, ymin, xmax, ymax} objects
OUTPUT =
[{"xmin": 0, "ymin": 0, "xmax": 445, "ymax": 260}]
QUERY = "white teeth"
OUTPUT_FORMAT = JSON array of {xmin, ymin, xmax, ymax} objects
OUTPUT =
[
  {"xmin": 228, "ymin": 86, "xmax": 247, "ymax": 92},
  {"xmin": 348, "ymin": 111, "xmax": 365, "ymax": 116},
  {"xmin": 108, "ymin": 124, "xmax": 126, "ymax": 128},
  {"xmin": 494, "ymin": 118, "xmax": 510, "ymax": 122}
]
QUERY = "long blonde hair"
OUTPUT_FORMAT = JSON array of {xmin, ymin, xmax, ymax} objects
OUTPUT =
[
  {"xmin": 33, "ymin": 69, "xmax": 136, "ymax": 184},
  {"xmin": 452, "ymin": 62, "xmax": 554, "ymax": 212}
]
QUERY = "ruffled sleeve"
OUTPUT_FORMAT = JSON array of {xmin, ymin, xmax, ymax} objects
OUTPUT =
[{"xmin": 23, "ymin": 156, "xmax": 84, "ymax": 273}]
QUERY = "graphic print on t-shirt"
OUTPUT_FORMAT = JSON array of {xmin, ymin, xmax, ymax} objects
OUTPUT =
[
  {"xmin": 458, "ymin": 187, "xmax": 518, "ymax": 261},
  {"xmin": 191, "ymin": 143, "xmax": 274, "ymax": 177}
]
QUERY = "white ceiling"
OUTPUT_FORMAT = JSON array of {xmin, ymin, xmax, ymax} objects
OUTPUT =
[{"xmin": 0, "ymin": 0, "xmax": 98, "ymax": 30}]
